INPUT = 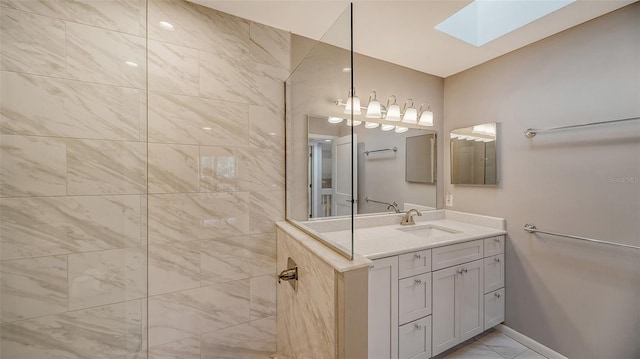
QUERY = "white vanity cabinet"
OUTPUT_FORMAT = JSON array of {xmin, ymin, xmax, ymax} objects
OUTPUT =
[{"xmin": 368, "ymin": 235, "xmax": 506, "ymax": 359}]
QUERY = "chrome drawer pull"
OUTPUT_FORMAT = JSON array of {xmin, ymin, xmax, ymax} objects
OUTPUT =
[
  {"xmin": 495, "ymin": 292, "xmax": 501, "ymax": 298},
  {"xmin": 462, "ymin": 268, "xmax": 468, "ymax": 273},
  {"xmin": 414, "ymin": 324, "xmax": 422, "ymax": 330},
  {"xmin": 414, "ymin": 279, "xmax": 422, "ymax": 285},
  {"xmin": 494, "ymin": 257, "xmax": 500, "ymax": 263},
  {"xmin": 414, "ymin": 253, "xmax": 421, "ymax": 259}
]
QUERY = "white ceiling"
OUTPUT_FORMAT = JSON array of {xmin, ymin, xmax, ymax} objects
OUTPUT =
[{"xmin": 189, "ymin": 0, "xmax": 635, "ymax": 78}]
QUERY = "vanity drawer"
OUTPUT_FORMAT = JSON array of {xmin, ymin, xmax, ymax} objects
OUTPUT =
[
  {"xmin": 484, "ymin": 254, "xmax": 504, "ymax": 293},
  {"xmin": 432, "ymin": 240, "xmax": 483, "ymax": 271},
  {"xmin": 484, "ymin": 236, "xmax": 505, "ymax": 257},
  {"xmin": 399, "ymin": 316, "xmax": 431, "ymax": 359},
  {"xmin": 484, "ymin": 288, "xmax": 505, "ymax": 329},
  {"xmin": 399, "ymin": 250, "xmax": 431, "ymax": 279},
  {"xmin": 399, "ymin": 273, "xmax": 432, "ymax": 325}
]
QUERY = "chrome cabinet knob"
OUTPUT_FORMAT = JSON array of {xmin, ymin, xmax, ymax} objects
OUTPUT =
[
  {"xmin": 457, "ymin": 269, "xmax": 463, "ymax": 275},
  {"xmin": 414, "ymin": 279, "xmax": 422, "ymax": 285},
  {"xmin": 494, "ymin": 257, "xmax": 500, "ymax": 263},
  {"xmin": 495, "ymin": 292, "xmax": 501, "ymax": 298},
  {"xmin": 415, "ymin": 324, "xmax": 422, "ymax": 330},
  {"xmin": 414, "ymin": 253, "xmax": 421, "ymax": 259},
  {"xmin": 462, "ymin": 268, "xmax": 468, "ymax": 273}
]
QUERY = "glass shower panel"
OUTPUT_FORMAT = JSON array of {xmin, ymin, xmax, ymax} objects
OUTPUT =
[
  {"xmin": 0, "ymin": 1, "xmax": 148, "ymax": 358},
  {"xmin": 285, "ymin": 4, "xmax": 355, "ymax": 259}
]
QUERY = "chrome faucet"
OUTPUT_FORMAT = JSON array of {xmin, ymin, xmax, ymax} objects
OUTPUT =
[{"xmin": 400, "ymin": 209, "xmax": 422, "ymax": 225}]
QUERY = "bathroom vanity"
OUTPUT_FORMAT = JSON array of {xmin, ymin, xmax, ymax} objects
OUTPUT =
[
  {"xmin": 276, "ymin": 210, "xmax": 506, "ymax": 359},
  {"xmin": 368, "ymin": 233, "xmax": 505, "ymax": 358}
]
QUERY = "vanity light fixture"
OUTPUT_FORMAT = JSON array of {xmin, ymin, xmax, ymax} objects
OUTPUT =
[
  {"xmin": 395, "ymin": 126, "xmax": 409, "ymax": 133},
  {"xmin": 401, "ymin": 99, "xmax": 418, "ymax": 124},
  {"xmin": 346, "ymin": 119, "xmax": 362, "ymax": 127},
  {"xmin": 365, "ymin": 91, "xmax": 383, "ymax": 119},
  {"xmin": 328, "ymin": 116, "xmax": 344, "ymax": 124},
  {"xmin": 365, "ymin": 122, "xmax": 380, "ymax": 129},
  {"xmin": 344, "ymin": 89, "xmax": 361, "ymax": 115},
  {"xmin": 381, "ymin": 124, "xmax": 395, "ymax": 131},
  {"xmin": 385, "ymin": 95, "xmax": 401, "ymax": 121},
  {"xmin": 418, "ymin": 104, "xmax": 434, "ymax": 126}
]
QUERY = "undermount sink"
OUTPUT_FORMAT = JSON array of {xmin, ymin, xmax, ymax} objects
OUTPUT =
[{"xmin": 397, "ymin": 224, "xmax": 461, "ymax": 238}]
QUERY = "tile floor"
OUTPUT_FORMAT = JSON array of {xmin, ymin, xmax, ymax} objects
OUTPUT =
[{"xmin": 434, "ymin": 328, "xmax": 547, "ymax": 359}]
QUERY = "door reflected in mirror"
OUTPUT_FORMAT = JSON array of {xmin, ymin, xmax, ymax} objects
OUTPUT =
[
  {"xmin": 308, "ymin": 114, "xmax": 437, "ymax": 219},
  {"xmin": 450, "ymin": 122, "xmax": 498, "ymax": 185}
]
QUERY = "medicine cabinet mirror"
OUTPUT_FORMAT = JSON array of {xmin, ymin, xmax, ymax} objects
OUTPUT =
[{"xmin": 450, "ymin": 122, "xmax": 498, "ymax": 185}]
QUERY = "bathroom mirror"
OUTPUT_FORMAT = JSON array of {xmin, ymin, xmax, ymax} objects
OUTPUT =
[
  {"xmin": 307, "ymin": 115, "xmax": 437, "ymax": 219},
  {"xmin": 450, "ymin": 122, "xmax": 498, "ymax": 185},
  {"xmin": 406, "ymin": 134, "xmax": 437, "ymax": 184}
]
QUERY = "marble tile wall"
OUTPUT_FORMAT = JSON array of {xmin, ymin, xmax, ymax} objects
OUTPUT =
[
  {"xmin": 1, "ymin": 0, "xmax": 149, "ymax": 358},
  {"xmin": 144, "ymin": 0, "xmax": 289, "ymax": 358},
  {"xmin": 0, "ymin": 0, "xmax": 289, "ymax": 357}
]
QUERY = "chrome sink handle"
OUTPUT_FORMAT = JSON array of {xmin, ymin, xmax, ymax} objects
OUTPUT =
[{"xmin": 400, "ymin": 208, "xmax": 422, "ymax": 225}]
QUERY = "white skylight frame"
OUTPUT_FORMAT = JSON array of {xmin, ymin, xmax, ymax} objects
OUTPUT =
[{"xmin": 435, "ymin": 0, "xmax": 577, "ymax": 47}]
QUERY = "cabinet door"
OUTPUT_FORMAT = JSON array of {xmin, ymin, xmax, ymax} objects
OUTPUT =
[
  {"xmin": 458, "ymin": 259, "xmax": 484, "ymax": 342},
  {"xmin": 399, "ymin": 273, "xmax": 431, "ymax": 325},
  {"xmin": 484, "ymin": 288, "xmax": 505, "ymax": 329},
  {"xmin": 432, "ymin": 265, "xmax": 458, "ymax": 356},
  {"xmin": 369, "ymin": 256, "xmax": 399, "ymax": 359},
  {"xmin": 398, "ymin": 316, "xmax": 431, "ymax": 359},
  {"xmin": 484, "ymin": 254, "xmax": 504, "ymax": 294}
]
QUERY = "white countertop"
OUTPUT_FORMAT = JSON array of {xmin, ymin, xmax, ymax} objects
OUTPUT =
[{"xmin": 318, "ymin": 218, "xmax": 506, "ymax": 260}]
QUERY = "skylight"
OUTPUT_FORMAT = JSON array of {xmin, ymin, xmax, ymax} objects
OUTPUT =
[{"xmin": 435, "ymin": 0, "xmax": 577, "ymax": 47}]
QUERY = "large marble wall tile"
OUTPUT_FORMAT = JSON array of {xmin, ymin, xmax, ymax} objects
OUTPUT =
[
  {"xmin": 0, "ymin": 9, "xmax": 65, "ymax": 76},
  {"xmin": 200, "ymin": 316, "xmax": 276, "ymax": 359},
  {"xmin": 148, "ymin": 280, "xmax": 250, "ymax": 347},
  {"xmin": 199, "ymin": 50, "xmax": 252, "ymax": 104},
  {"xmin": 199, "ymin": 146, "xmax": 241, "ymax": 193},
  {"xmin": 0, "ymin": 135, "xmax": 66, "ymax": 197},
  {"xmin": 0, "ymin": 300, "xmax": 144, "ymax": 359},
  {"xmin": 148, "ymin": 0, "xmax": 249, "ymax": 56},
  {"xmin": 68, "ymin": 248, "xmax": 146, "ymax": 311},
  {"xmin": 65, "ymin": 22, "xmax": 146, "ymax": 89},
  {"xmin": 1, "ymin": 72, "xmax": 142, "ymax": 141},
  {"xmin": 148, "ymin": 92, "xmax": 249, "ymax": 146},
  {"xmin": 248, "ymin": 62, "xmax": 289, "ymax": 112},
  {"xmin": 0, "ymin": 0, "xmax": 145, "ymax": 35},
  {"xmin": 277, "ymin": 228, "xmax": 336, "ymax": 358},
  {"xmin": 238, "ymin": 148, "xmax": 284, "ymax": 192},
  {"xmin": 148, "ymin": 241, "xmax": 200, "ymax": 296},
  {"xmin": 250, "ymin": 275, "xmax": 276, "ymax": 320},
  {"xmin": 249, "ymin": 105, "xmax": 284, "ymax": 149},
  {"xmin": 200, "ymin": 233, "xmax": 275, "ymax": 285},
  {"xmin": 0, "ymin": 255, "xmax": 67, "ymax": 322},
  {"xmin": 148, "ymin": 192, "xmax": 250, "ymax": 245},
  {"xmin": 250, "ymin": 191, "xmax": 285, "ymax": 234},
  {"xmin": 149, "ymin": 336, "xmax": 200, "ymax": 359},
  {"xmin": 250, "ymin": 22, "xmax": 291, "ymax": 70},
  {"xmin": 67, "ymin": 139, "xmax": 146, "ymax": 195},
  {"xmin": 148, "ymin": 40, "xmax": 198, "ymax": 96},
  {"xmin": 0, "ymin": 195, "xmax": 142, "ymax": 260},
  {"xmin": 148, "ymin": 143, "xmax": 199, "ymax": 194}
]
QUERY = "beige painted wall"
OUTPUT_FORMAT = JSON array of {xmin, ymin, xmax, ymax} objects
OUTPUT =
[{"xmin": 443, "ymin": 3, "xmax": 640, "ymax": 358}]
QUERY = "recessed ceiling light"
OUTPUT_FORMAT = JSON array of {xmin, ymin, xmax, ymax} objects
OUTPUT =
[
  {"xmin": 435, "ymin": 0, "xmax": 576, "ymax": 47},
  {"xmin": 125, "ymin": 61, "xmax": 138, "ymax": 68},
  {"xmin": 159, "ymin": 21, "xmax": 175, "ymax": 31}
]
